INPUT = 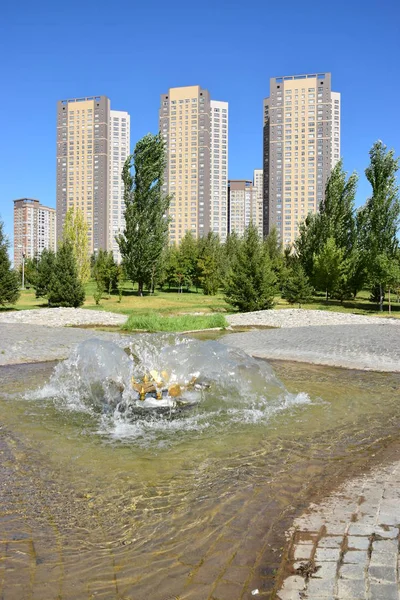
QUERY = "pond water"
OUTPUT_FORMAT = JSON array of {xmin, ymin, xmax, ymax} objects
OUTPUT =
[{"xmin": 0, "ymin": 334, "xmax": 399, "ymax": 600}]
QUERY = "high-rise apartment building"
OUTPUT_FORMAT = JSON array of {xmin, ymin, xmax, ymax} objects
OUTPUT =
[
  {"xmin": 228, "ymin": 180, "xmax": 258, "ymax": 237},
  {"xmin": 159, "ymin": 86, "xmax": 228, "ymax": 245},
  {"xmin": 253, "ymin": 169, "xmax": 264, "ymax": 237},
  {"xmin": 210, "ymin": 100, "xmax": 229, "ymax": 241},
  {"xmin": 56, "ymin": 96, "xmax": 130, "ymax": 258},
  {"xmin": 263, "ymin": 73, "xmax": 340, "ymax": 245},
  {"xmin": 13, "ymin": 198, "xmax": 56, "ymax": 269},
  {"xmin": 109, "ymin": 110, "xmax": 130, "ymax": 261}
]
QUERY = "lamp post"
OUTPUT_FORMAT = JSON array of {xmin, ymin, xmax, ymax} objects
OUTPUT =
[
  {"xmin": 21, "ymin": 251, "xmax": 25, "ymax": 290},
  {"xmin": 17, "ymin": 245, "xmax": 25, "ymax": 289}
]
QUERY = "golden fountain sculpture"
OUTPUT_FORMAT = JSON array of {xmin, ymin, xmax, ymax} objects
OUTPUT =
[{"xmin": 131, "ymin": 370, "xmax": 207, "ymax": 402}]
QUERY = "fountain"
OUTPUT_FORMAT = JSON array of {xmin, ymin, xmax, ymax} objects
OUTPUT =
[{"xmin": 30, "ymin": 335, "xmax": 309, "ymax": 445}]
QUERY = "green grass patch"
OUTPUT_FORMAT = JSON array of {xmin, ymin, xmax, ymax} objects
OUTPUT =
[
  {"xmin": 121, "ymin": 312, "xmax": 228, "ymax": 333},
  {"xmin": 4, "ymin": 281, "xmax": 399, "ymax": 320}
]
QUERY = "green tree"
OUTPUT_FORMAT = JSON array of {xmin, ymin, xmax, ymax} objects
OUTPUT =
[
  {"xmin": 318, "ymin": 160, "xmax": 358, "ymax": 255},
  {"xmin": 296, "ymin": 162, "xmax": 358, "ymax": 283},
  {"xmin": 62, "ymin": 207, "xmax": 91, "ymax": 283},
  {"xmin": 358, "ymin": 141, "xmax": 400, "ymax": 311},
  {"xmin": 48, "ymin": 242, "xmax": 85, "ymax": 308},
  {"xmin": 117, "ymin": 133, "xmax": 170, "ymax": 296},
  {"xmin": 0, "ymin": 219, "xmax": 20, "ymax": 306},
  {"xmin": 282, "ymin": 263, "xmax": 313, "ymax": 308},
  {"xmin": 369, "ymin": 253, "xmax": 400, "ymax": 312},
  {"xmin": 295, "ymin": 213, "xmax": 320, "ymax": 279},
  {"xmin": 158, "ymin": 245, "xmax": 178, "ymax": 290},
  {"xmin": 313, "ymin": 237, "xmax": 346, "ymax": 301},
  {"xmin": 178, "ymin": 230, "xmax": 198, "ymax": 290},
  {"xmin": 264, "ymin": 226, "xmax": 284, "ymax": 286},
  {"xmin": 220, "ymin": 232, "xmax": 241, "ymax": 284},
  {"xmin": 35, "ymin": 249, "xmax": 56, "ymax": 300},
  {"xmin": 263, "ymin": 226, "xmax": 282, "ymax": 263},
  {"xmin": 345, "ymin": 244, "xmax": 367, "ymax": 299},
  {"xmin": 224, "ymin": 223, "xmax": 276, "ymax": 312},
  {"xmin": 21, "ymin": 256, "xmax": 39, "ymax": 288},
  {"xmin": 93, "ymin": 249, "xmax": 119, "ymax": 298},
  {"xmin": 196, "ymin": 233, "xmax": 222, "ymax": 296}
]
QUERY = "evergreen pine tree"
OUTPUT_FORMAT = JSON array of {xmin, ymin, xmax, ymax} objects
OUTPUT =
[
  {"xmin": 0, "ymin": 219, "xmax": 20, "ymax": 306},
  {"xmin": 35, "ymin": 248, "xmax": 56, "ymax": 300},
  {"xmin": 263, "ymin": 226, "xmax": 284, "ymax": 284},
  {"xmin": 221, "ymin": 232, "xmax": 241, "ymax": 281},
  {"xmin": 48, "ymin": 242, "xmax": 85, "ymax": 308},
  {"xmin": 117, "ymin": 133, "xmax": 170, "ymax": 296},
  {"xmin": 224, "ymin": 223, "xmax": 276, "ymax": 312},
  {"xmin": 282, "ymin": 264, "xmax": 313, "ymax": 308}
]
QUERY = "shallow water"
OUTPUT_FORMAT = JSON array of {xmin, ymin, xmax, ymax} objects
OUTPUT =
[{"xmin": 0, "ymin": 336, "xmax": 399, "ymax": 600}]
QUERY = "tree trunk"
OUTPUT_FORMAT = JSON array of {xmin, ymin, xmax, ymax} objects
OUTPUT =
[
  {"xmin": 138, "ymin": 281, "xmax": 143, "ymax": 296},
  {"xmin": 388, "ymin": 288, "xmax": 391, "ymax": 313},
  {"xmin": 325, "ymin": 289, "xmax": 328, "ymax": 301},
  {"xmin": 379, "ymin": 283, "xmax": 383, "ymax": 312}
]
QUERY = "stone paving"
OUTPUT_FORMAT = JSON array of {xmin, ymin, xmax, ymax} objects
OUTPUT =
[
  {"xmin": 276, "ymin": 460, "xmax": 400, "ymax": 600},
  {"xmin": 223, "ymin": 323, "xmax": 400, "ymax": 372},
  {"xmin": 0, "ymin": 322, "xmax": 126, "ymax": 365}
]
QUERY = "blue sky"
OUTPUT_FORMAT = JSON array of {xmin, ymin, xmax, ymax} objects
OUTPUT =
[{"xmin": 1, "ymin": 0, "xmax": 400, "ymax": 250}]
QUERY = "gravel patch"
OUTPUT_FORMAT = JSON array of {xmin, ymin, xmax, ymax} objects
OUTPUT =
[
  {"xmin": 227, "ymin": 308, "xmax": 400, "ymax": 328},
  {"xmin": 0, "ymin": 308, "xmax": 127, "ymax": 327}
]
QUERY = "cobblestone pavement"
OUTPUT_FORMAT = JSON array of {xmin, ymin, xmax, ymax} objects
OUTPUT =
[
  {"xmin": 276, "ymin": 460, "xmax": 400, "ymax": 600},
  {"xmin": 227, "ymin": 309, "xmax": 400, "ymax": 329},
  {"xmin": 0, "ymin": 307, "xmax": 127, "ymax": 327},
  {"xmin": 223, "ymin": 324, "xmax": 400, "ymax": 372}
]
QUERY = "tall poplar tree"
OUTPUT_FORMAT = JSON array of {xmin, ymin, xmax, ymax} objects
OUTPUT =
[
  {"xmin": 358, "ymin": 141, "xmax": 400, "ymax": 310},
  {"xmin": 117, "ymin": 133, "xmax": 170, "ymax": 296},
  {"xmin": 296, "ymin": 161, "xmax": 358, "ymax": 280},
  {"xmin": 318, "ymin": 160, "xmax": 358, "ymax": 255},
  {"xmin": 62, "ymin": 207, "xmax": 91, "ymax": 283}
]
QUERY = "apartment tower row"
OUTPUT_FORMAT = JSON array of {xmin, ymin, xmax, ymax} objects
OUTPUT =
[{"xmin": 51, "ymin": 74, "xmax": 340, "ymax": 262}]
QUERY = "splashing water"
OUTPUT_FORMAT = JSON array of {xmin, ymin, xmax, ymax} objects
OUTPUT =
[{"xmin": 29, "ymin": 335, "xmax": 310, "ymax": 445}]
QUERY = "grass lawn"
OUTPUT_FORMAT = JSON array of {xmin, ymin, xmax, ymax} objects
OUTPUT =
[
  {"xmin": 275, "ymin": 289, "xmax": 400, "ymax": 318},
  {"xmin": 3, "ymin": 282, "xmax": 400, "ymax": 319},
  {"xmin": 122, "ymin": 313, "xmax": 228, "ymax": 333}
]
